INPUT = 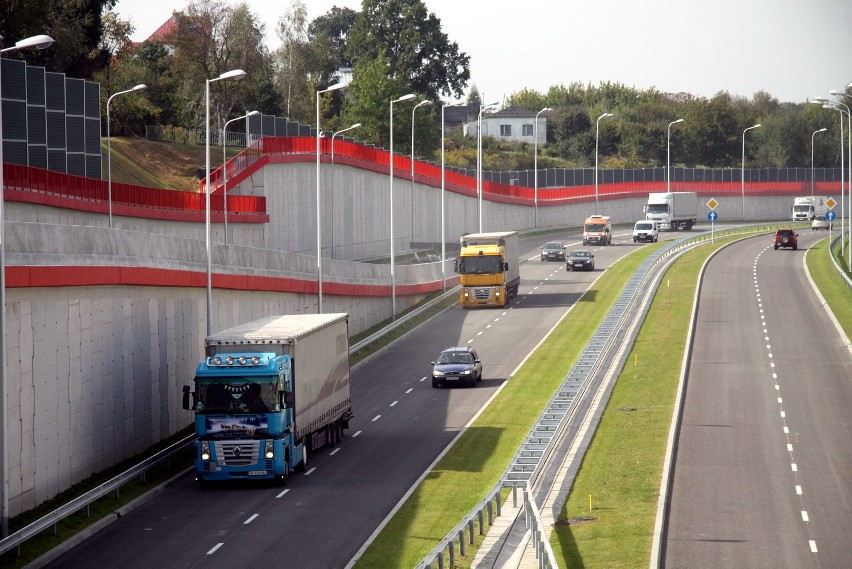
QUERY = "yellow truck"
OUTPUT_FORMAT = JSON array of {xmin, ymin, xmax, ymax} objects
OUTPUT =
[{"xmin": 455, "ymin": 231, "xmax": 520, "ymax": 307}]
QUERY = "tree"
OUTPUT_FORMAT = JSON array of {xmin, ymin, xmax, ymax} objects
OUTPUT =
[
  {"xmin": 308, "ymin": 6, "xmax": 358, "ymax": 69},
  {"xmin": 1, "ymin": 0, "xmax": 117, "ymax": 77},
  {"xmin": 346, "ymin": 0, "xmax": 470, "ymax": 102},
  {"xmin": 276, "ymin": 0, "xmax": 312, "ymax": 119},
  {"xmin": 341, "ymin": 53, "xmax": 409, "ymax": 149}
]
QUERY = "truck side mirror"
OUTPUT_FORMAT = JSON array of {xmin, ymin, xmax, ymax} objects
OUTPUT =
[
  {"xmin": 503, "ymin": 262, "xmax": 509, "ymax": 271},
  {"xmin": 284, "ymin": 391, "xmax": 295, "ymax": 409},
  {"xmin": 182, "ymin": 385, "xmax": 192, "ymax": 410},
  {"xmin": 453, "ymin": 259, "xmax": 460, "ymax": 273}
]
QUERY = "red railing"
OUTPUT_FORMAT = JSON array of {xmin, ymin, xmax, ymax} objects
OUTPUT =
[{"xmin": 3, "ymin": 162, "xmax": 267, "ymax": 218}]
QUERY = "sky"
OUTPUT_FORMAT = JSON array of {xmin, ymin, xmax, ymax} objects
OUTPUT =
[{"xmin": 112, "ymin": 0, "xmax": 852, "ymax": 105}]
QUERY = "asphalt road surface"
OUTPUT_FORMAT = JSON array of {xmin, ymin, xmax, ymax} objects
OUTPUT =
[
  {"xmin": 663, "ymin": 231, "xmax": 852, "ymax": 568},
  {"xmin": 44, "ymin": 227, "xmax": 653, "ymax": 569}
]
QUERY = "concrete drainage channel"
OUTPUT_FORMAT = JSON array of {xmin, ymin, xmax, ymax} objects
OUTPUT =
[{"xmin": 418, "ymin": 233, "xmax": 709, "ymax": 569}]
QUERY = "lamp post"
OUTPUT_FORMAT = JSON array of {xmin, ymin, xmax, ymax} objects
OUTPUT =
[
  {"xmin": 441, "ymin": 102, "xmax": 463, "ymax": 289},
  {"xmin": 811, "ymin": 127, "xmax": 827, "ymax": 196},
  {"xmin": 315, "ymin": 82, "xmax": 348, "ymax": 314},
  {"xmin": 828, "ymin": 89, "xmax": 852, "ymax": 268},
  {"xmin": 741, "ymin": 124, "xmax": 761, "ymax": 220},
  {"xmin": 812, "ymin": 98, "xmax": 846, "ymax": 259},
  {"xmin": 330, "ymin": 122, "xmax": 361, "ymax": 259},
  {"xmin": 222, "ymin": 110, "xmax": 259, "ymax": 245},
  {"xmin": 107, "ymin": 84, "xmax": 146, "ymax": 229},
  {"xmin": 534, "ymin": 107, "xmax": 552, "ymax": 227},
  {"xmin": 477, "ymin": 101, "xmax": 498, "ymax": 233},
  {"xmin": 0, "ymin": 32, "xmax": 55, "ymax": 540},
  {"xmin": 595, "ymin": 112, "xmax": 614, "ymax": 214},
  {"xmin": 667, "ymin": 119, "xmax": 684, "ymax": 194},
  {"xmin": 411, "ymin": 100, "xmax": 431, "ymax": 250},
  {"xmin": 390, "ymin": 93, "xmax": 417, "ymax": 319},
  {"xmin": 205, "ymin": 69, "xmax": 246, "ymax": 336}
]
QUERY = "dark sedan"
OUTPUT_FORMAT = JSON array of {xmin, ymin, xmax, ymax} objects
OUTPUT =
[
  {"xmin": 566, "ymin": 250, "xmax": 595, "ymax": 271},
  {"xmin": 431, "ymin": 347, "xmax": 482, "ymax": 388},
  {"xmin": 540, "ymin": 241, "xmax": 566, "ymax": 261}
]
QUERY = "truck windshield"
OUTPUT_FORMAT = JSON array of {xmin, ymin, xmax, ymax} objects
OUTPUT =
[
  {"xmin": 584, "ymin": 223, "xmax": 607, "ymax": 232},
  {"xmin": 646, "ymin": 204, "xmax": 669, "ymax": 214},
  {"xmin": 459, "ymin": 255, "xmax": 504, "ymax": 274},
  {"xmin": 792, "ymin": 205, "xmax": 812, "ymax": 212},
  {"xmin": 195, "ymin": 379, "xmax": 278, "ymax": 414}
]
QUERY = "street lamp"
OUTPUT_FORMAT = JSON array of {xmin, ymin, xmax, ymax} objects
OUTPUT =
[
  {"xmin": 477, "ymin": 101, "xmax": 499, "ymax": 232},
  {"xmin": 331, "ymin": 122, "xmax": 361, "ymax": 259},
  {"xmin": 107, "ymin": 84, "xmax": 146, "ymax": 229},
  {"xmin": 741, "ymin": 124, "xmax": 761, "ymax": 220},
  {"xmin": 828, "ymin": 90, "xmax": 851, "ymax": 268},
  {"xmin": 534, "ymin": 107, "xmax": 552, "ymax": 227},
  {"xmin": 441, "ymin": 102, "xmax": 464, "ymax": 289},
  {"xmin": 411, "ymin": 100, "xmax": 432, "ymax": 250},
  {"xmin": 390, "ymin": 93, "xmax": 417, "ymax": 319},
  {"xmin": 811, "ymin": 128, "xmax": 827, "ymax": 196},
  {"xmin": 222, "ymin": 110, "xmax": 259, "ymax": 245},
  {"xmin": 811, "ymin": 98, "xmax": 846, "ymax": 259},
  {"xmin": 595, "ymin": 112, "xmax": 614, "ymax": 214},
  {"xmin": 667, "ymin": 119, "xmax": 684, "ymax": 194},
  {"xmin": 205, "ymin": 69, "xmax": 246, "ymax": 336},
  {"xmin": 0, "ymin": 32, "xmax": 55, "ymax": 540},
  {"xmin": 315, "ymin": 81, "xmax": 348, "ymax": 314}
]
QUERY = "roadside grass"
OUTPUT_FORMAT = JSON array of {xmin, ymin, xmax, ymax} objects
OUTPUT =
[
  {"xmin": 353, "ymin": 243, "xmax": 663, "ymax": 568},
  {"xmin": 806, "ymin": 237, "xmax": 851, "ymax": 336},
  {"xmin": 550, "ymin": 239, "xmax": 715, "ymax": 567}
]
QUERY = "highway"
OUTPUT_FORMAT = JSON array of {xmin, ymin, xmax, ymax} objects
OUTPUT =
[
  {"xmin": 663, "ymin": 231, "xmax": 852, "ymax": 568},
  {"xmin": 43, "ymin": 228, "xmax": 649, "ymax": 569}
]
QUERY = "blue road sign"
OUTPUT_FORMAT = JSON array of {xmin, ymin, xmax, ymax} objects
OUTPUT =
[
  {"xmin": 707, "ymin": 211, "xmax": 718, "ymax": 222},
  {"xmin": 825, "ymin": 210, "xmax": 836, "ymax": 222}
]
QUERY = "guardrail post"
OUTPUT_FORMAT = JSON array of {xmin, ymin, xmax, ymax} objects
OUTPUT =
[
  {"xmin": 496, "ymin": 491, "xmax": 502, "ymax": 516},
  {"xmin": 478, "ymin": 510, "xmax": 484, "ymax": 535},
  {"xmin": 487, "ymin": 500, "xmax": 493, "ymax": 525},
  {"xmin": 458, "ymin": 529, "xmax": 465, "ymax": 556},
  {"xmin": 512, "ymin": 484, "xmax": 518, "ymax": 507},
  {"xmin": 448, "ymin": 541, "xmax": 455, "ymax": 566},
  {"xmin": 437, "ymin": 550, "xmax": 444, "ymax": 569},
  {"xmin": 468, "ymin": 519, "xmax": 475, "ymax": 544}
]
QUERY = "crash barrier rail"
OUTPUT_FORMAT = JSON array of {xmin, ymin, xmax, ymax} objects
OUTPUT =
[
  {"xmin": 828, "ymin": 233, "xmax": 852, "ymax": 288},
  {"xmin": 0, "ymin": 281, "xmax": 460, "ymax": 559},
  {"xmin": 417, "ymin": 224, "xmax": 792, "ymax": 568},
  {"xmin": 0, "ymin": 434, "xmax": 197, "ymax": 557},
  {"xmin": 417, "ymin": 483, "xmax": 557, "ymax": 569}
]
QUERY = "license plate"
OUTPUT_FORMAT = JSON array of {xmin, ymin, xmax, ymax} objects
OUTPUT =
[{"xmin": 248, "ymin": 470, "xmax": 268, "ymax": 476}]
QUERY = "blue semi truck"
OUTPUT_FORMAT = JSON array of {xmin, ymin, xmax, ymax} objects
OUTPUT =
[{"xmin": 182, "ymin": 313, "xmax": 353, "ymax": 484}]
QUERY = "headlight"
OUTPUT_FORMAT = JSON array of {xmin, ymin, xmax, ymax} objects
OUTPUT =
[
  {"xmin": 461, "ymin": 370, "xmax": 471, "ymax": 375},
  {"xmin": 201, "ymin": 441, "xmax": 210, "ymax": 461},
  {"xmin": 433, "ymin": 370, "xmax": 445, "ymax": 377},
  {"xmin": 265, "ymin": 440, "xmax": 274, "ymax": 459}
]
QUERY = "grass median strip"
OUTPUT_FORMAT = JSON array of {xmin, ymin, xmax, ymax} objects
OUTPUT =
[{"xmin": 353, "ymin": 243, "xmax": 662, "ymax": 568}]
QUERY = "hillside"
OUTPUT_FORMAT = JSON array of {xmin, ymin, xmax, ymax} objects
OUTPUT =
[{"xmin": 99, "ymin": 137, "xmax": 241, "ymax": 192}]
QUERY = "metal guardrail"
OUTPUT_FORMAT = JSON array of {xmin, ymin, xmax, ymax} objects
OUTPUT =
[
  {"xmin": 350, "ymin": 284, "xmax": 459, "ymax": 353},
  {"xmin": 0, "ymin": 434, "xmax": 196, "ymax": 557},
  {"xmin": 416, "ymin": 224, "xmax": 791, "ymax": 569},
  {"xmin": 828, "ymin": 232, "xmax": 852, "ymax": 288}
]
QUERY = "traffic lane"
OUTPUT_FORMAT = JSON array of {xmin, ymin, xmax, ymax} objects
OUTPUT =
[
  {"xmin": 752, "ymin": 233, "xmax": 852, "ymax": 567},
  {"xmin": 663, "ymin": 233, "xmax": 822, "ymax": 568}
]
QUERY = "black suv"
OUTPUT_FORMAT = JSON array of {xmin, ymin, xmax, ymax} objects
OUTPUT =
[
  {"xmin": 431, "ymin": 347, "xmax": 482, "ymax": 388},
  {"xmin": 773, "ymin": 229, "xmax": 798, "ymax": 250}
]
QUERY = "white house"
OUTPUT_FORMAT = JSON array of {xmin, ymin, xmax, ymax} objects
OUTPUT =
[{"xmin": 464, "ymin": 106, "xmax": 547, "ymax": 145}]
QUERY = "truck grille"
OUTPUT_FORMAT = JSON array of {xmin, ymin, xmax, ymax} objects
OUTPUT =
[
  {"xmin": 215, "ymin": 440, "xmax": 260, "ymax": 466},
  {"xmin": 473, "ymin": 287, "xmax": 492, "ymax": 300}
]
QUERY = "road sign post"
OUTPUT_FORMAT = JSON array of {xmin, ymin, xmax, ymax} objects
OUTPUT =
[{"xmin": 706, "ymin": 199, "xmax": 718, "ymax": 243}]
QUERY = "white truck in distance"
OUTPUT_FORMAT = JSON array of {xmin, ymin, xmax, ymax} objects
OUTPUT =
[
  {"xmin": 791, "ymin": 196, "xmax": 828, "ymax": 221},
  {"xmin": 644, "ymin": 192, "xmax": 697, "ymax": 230}
]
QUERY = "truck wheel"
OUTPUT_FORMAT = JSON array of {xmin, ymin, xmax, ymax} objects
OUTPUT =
[{"xmin": 295, "ymin": 444, "xmax": 308, "ymax": 472}]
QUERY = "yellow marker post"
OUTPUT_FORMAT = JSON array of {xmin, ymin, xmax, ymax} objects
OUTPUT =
[{"xmin": 589, "ymin": 494, "xmax": 593, "ymax": 512}]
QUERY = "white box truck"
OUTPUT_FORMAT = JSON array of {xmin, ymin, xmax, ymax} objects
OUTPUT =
[
  {"xmin": 183, "ymin": 313, "xmax": 353, "ymax": 485},
  {"xmin": 644, "ymin": 192, "xmax": 698, "ymax": 230},
  {"xmin": 791, "ymin": 196, "xmax": 828, "ymax": 221}
]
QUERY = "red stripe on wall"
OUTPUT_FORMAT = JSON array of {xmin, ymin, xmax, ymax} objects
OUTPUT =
[{"xmin": 5, "ymin": 265, "xmax": 459, "ymax": 297}]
